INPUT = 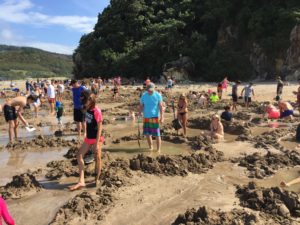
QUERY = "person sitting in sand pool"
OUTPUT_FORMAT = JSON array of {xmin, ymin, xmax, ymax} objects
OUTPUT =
[
  {"xmin": 0, "ymin": 195, "xmax": 15, "ymax": 225},
  {"xmin": 278, "ymin": 101, "xmax": 294, "ymax": 120},
  {"xmin": 221, "ymin": 105, "xmax": 233, "ymax": 122},
  {"xmin": 265, "ymin": 104, "xmax": 280, "ymax": 120},
  {"xmin": 1, "ymin": 95, "xmax": 37, "ymax": 143},
  {"xmin": 177, "ymin": 94, "xmax": 188, "ymax": 137},
  {"xmin": 209, "ymin": 92, "xmax": 219, "ymax": 104},
  {"xmin": 207, "ymin": 114, "xmax": 224, "ymax": 140},
  {"xmin": 280, "ymin": 177, "xmax": 300, "ymax": 188},
  {"xmin": 69, "ymin": 91, "xmax": 104, "ymax": 191}
]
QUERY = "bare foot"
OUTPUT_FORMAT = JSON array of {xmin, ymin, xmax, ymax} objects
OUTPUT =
[
  {"xmin": 280, "ymin": 181, "xmax": 289, "ymax": 188},
  {"xmin": 68, "ymin": 183, "xmax": 86, "ymax": 191},
  {"xmin": 95, "ymin": 179, "xmax": 100, "ymax": 188}
]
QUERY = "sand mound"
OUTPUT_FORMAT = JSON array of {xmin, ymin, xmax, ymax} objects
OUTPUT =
[
  {"xmin": 188, "ymin": 117, "xmax": 211, "ymax": 130},
  {"xmin": 6, "ymin": 135, "xmax": 79, "ymax": 151},
  {"xmin": 238, "ymin": 151, "xmax": 300, "ymax": 179},
  {"xmin": 234, "ymin": 112, "xmax": 252, "ymax": 121},
  {"xmin": 187, "ymin": 135, "xmax": 213, "ymax": 150},
  {"xmin": 100, "ymin": 159, "xmax": 133, "ymax": 190},
  {"xmin": 64, "ymin": 146, "xmax": 79, "ymax": 159},
  {"xmin": 188, "ymin": 117, "xmax": 251, "ymax": 135},
  {"xmin": 236, "ymin": 182, "xmax": 300, "ymax": 221},
  {"xmin": 172, "ymin": 206, "xmax": 261, "ymax": 225},
  {"xmin": 0, "ymin": 173, "xmax": 42, "ymax": 199},
  {"xmin": 50, "ymin": 159, "xmax": 132, "ymax": 224},
  {"xmin": 237, "ymin": 129, "xmax": 293, "ymax": 150},
  {"xmin": 129, "ymin": 147, "xmax": 224, "ymax": 176},
  {"xmin": 46, "ymin": 160, "xmax": 79, "ymax": 180},
  {"xmin": 50, "ymin": 190, "xmax": 114, "ymax": 225}
]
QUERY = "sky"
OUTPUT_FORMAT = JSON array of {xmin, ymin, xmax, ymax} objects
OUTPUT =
[{"xmin": 0, "ymin": 0, "xmax": 110, "ymax": 54}]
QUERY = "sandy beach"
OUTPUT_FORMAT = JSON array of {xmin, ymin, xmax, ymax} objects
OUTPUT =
[{"xmin": 1, "ymin": 81, "xmax": 300, "ymax": 225}]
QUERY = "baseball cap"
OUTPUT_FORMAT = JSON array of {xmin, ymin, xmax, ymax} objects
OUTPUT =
[{"xmin": 146, "ymin": 82, "xmax": 155, "ymax": 91}]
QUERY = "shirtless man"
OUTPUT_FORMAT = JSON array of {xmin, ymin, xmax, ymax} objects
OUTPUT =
[
  {"xmin": 2, "ymin": 95, "xmax": 37, "ymax": 142},
  {"xmin": 278, "ymin": 100, "xmax": 294, "ymax": 120}
]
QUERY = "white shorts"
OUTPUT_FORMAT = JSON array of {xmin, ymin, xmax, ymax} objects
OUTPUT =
[{"xmin": 33, "ymin": 98, "xmax": 41, "ymax": 107}]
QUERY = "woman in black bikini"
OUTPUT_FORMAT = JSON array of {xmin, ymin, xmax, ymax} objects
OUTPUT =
[{"xmin": 177, "ymin": 94, "xmax": 188, "ymax": 137}]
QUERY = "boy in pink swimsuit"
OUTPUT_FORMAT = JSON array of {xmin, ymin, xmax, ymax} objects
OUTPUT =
[{"xmin": 0, "ymin": 196, "xmax": 15, "ymax": 225}]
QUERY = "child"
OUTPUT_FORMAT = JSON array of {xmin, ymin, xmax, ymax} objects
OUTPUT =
[
  {"xmin": 69, "ymin": 90, "xmax": 103, "ymax": 190},
  {"xmin": 198, "ymin": 93, "xmax": 208, "ymax": 108},
  {"xmin": 221, "ymin": 105, "xmax": 233, "ymax": 122},
  {"xmin": 0, "ymin": 195, "xmax": 15, "ymax": 225},
  {"xmin": 55, "ymin": 100, "xmax": 64, "ymax": 125},
  {"xmin": 210, "ymin": 92, "xmax": 219, "ymax": 104}
]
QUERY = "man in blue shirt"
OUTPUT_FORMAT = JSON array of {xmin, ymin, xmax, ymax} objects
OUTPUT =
[
  {"xmin": 70, "ymin": 80, "xmax": 86, "ymax": 138},
  {"xmin": 139, "ymin": 83, "xmax": 164, "ymax": 152}
]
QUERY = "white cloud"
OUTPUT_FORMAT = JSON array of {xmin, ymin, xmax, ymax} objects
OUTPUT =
[
  {"xmin": 0, "ymin": 28, "xmax": 75, "ymax": 54},
  {"xmin": 0, "ymin": 0, "xmax": 97, "ymax": 33},
  {"xmin": 1, "ymin": 29, "xmax": 14, "ymax": 41},
  {"xmin": 24, "ymin": 42, "xmax": 75, "ymax": 54}
]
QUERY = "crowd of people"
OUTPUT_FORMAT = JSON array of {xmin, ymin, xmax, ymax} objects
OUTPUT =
[{"xmin": 2, "ymin": 74, "xmax": 300, "ymax": 215}]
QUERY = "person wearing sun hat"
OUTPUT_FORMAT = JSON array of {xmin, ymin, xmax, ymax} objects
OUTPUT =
[{"xmin": 139, "ymin": 82, "xmax": 164, "ymax": 152}]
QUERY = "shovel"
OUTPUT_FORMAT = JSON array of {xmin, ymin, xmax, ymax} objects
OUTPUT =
[{"xmin": 25, "ymin": 125, "xmax": 36, "ymax": 132}]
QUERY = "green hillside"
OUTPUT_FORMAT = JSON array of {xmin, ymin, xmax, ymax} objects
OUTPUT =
[
  {"xmin": 0, "ymin": 45, "xmax": 73, "ymax": 80},
  {"xmin": 73, "ymin": 0, "xmax": 300, "ymax": 81}
]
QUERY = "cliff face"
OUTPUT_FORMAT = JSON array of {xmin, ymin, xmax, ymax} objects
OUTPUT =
[
  {"xmin": 285, "ymin": 25, "xmax": 300, "ymax": 80},
  {"xmin": 73, "ymin": 0, "xmax": 300, "ymax": 81}
]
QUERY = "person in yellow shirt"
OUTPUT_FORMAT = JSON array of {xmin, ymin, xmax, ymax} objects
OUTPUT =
[{"xmin": 210, "ymin": 92, "xmax": 219, "ymax": 103}]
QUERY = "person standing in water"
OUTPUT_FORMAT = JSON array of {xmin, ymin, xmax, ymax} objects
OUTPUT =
[
  {"xmin": 276, "ymin": 76, "xmax": 284, "ymax": 100},
  {"xmin": 139, "ymin": 83, "xmax": 164, "ymax": 152},
  {"xmin": 47, "ymin": 80, "xmax": 56, "ymax": 115},
  {"xmin": 1, "ymin": 95, "xmax": 37, "ymax": 143},
  {"xmin": 69, "ymin": 91, "xmax": 103, "ymax": 190},
  {"xmin": 241, "ymin": 82, "xmax": 255, "ymax": 109},
  {"xmin": 177, "ymin": 94, "xmax": 188, "ymax": 137},
  {"xmin": 70, "ymin": 80, "xmax": 86, "ymax": 138},
  {"xmin": 231, "ymin": 81, "xmax": 241, "ymax": 111}
]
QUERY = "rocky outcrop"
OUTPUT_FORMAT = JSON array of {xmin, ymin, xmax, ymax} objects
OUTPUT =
[
  {"xmin": 249, "ymin": 43, "xmax": 272, "ymax": 80},
  {"xmin": 284, "ymin": 25, "xmax": 300, "ymax": 80},
  {"xmin": 162, "ymin": 56, "xmax": 195, "ymax": 81}
]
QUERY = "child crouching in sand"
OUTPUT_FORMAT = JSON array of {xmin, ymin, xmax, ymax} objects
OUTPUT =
[{"xmin": 69, "ymin": 90, "xmax": 104, "ymax": 190}]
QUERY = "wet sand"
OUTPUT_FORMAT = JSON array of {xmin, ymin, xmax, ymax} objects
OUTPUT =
[{"xmin": 1, "ymin": 82, "xmax": 300, "ymax": 224}]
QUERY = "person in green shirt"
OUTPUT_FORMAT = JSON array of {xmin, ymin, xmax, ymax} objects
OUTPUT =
[{"xmin": 210, "ymin": 92, "xmax": 219, "ymax": 103}]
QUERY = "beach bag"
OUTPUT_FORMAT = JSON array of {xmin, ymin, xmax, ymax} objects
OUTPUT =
[{"xmin": 296, "ymin": 124, "xmax": 300, "ymax": 142}]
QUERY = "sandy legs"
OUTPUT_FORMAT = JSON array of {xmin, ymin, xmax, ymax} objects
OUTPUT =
[
  {"xmin": 146, "ymin": 135, "xmax": 161, "ymax": 152},
  {"xmin": 8, "ymin": 119, "xmax": 18, "ymax": 143}
]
